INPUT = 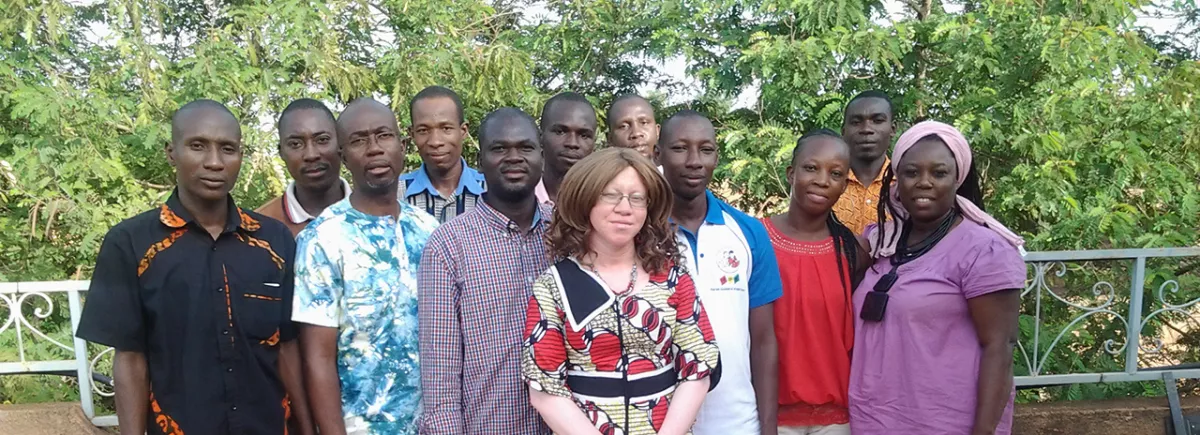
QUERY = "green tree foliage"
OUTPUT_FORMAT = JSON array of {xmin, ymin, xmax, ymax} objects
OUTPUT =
[
  {"xmin": 1, "ymin": 0, "xmax": 1198, "ymax": 404},
  {"xmin": 0, "ymin": 0, "xmax": 541, "ymax": 281},
  {"xmin": 669, "ymin": 0, "xmax": 1200, "ymax": 400}
]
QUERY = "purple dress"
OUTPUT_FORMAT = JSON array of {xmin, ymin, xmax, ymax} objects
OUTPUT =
[{"xmin": 850, "ymin": 220, "xmax": 1025, "ymax": 434}]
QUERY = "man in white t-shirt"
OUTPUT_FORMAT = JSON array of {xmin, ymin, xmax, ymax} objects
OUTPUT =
[{"xmin": 658, "ymin": 109, "xmax": 783, "ymax": 435}]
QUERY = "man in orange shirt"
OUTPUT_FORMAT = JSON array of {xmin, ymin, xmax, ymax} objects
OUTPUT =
[
  {"xmin": 258, "ymin": 99, "xmax": 351, "ymax": 236},
  {"xmin": 834, "ymin": 91, "xmax": 895, "ymax": 234}
]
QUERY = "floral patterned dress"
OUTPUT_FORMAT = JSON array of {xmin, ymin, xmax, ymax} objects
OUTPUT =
[{"xmin": 522, "ymin": 258, "xmax": 721, "ymax": 435}]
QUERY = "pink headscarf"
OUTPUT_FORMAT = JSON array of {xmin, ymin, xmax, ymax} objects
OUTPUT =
[{"xmin": 869, "ymin": 120, "xmax": 1026, "ymax": 258}]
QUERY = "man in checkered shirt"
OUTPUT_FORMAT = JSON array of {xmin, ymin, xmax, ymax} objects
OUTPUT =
[{"xmin": 417, "ymin": 107, "xmax": 553, "ymax": 434}]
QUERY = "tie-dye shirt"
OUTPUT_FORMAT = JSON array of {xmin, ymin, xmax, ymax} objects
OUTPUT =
[{"xmin": 292, "ymin": 197, "xmax": 438, "ymax": 435}]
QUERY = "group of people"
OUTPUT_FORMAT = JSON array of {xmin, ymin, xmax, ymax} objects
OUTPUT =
[{"xmin": 75, "ymin": 86, "xmax": 1027, "ymax": 435}]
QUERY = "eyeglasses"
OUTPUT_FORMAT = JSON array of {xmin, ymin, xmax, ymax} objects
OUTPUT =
[{"xmin": 599, "ymin": 192, "xmax": 648, "ymax": 209}]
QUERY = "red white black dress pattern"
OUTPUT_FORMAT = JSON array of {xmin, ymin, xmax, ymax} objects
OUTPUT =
[{"xmin": 522, "ymin": 259, "xmax": 721, "ymax": 434}]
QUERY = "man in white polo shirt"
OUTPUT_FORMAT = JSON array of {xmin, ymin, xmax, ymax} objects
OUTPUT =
[
  {"xmin": 258, "ymin": 98, "xmax": 352, "ymax": 237},
  {"xmin": 658, "ymin": 110, "xmax": 782, "ymax": 435}
]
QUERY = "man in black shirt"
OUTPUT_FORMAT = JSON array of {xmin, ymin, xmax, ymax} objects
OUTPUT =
[{"xmin": 76, "ymin": 99, "xmax": 312, "ymax": 435}]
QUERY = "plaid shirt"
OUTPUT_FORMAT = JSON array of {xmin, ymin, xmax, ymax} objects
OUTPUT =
[
  {"xmin": 400, "ymin": 160, "xmax": 487, "ymax": 224},
  {"xmin": 417, "ymin": 198, "xmax": 553, "ymax": 435}
]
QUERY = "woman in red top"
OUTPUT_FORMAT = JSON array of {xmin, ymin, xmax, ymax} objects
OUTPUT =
[{"xmin": 762, "ymin": 129, "xmax": 870, "ymax": 435}]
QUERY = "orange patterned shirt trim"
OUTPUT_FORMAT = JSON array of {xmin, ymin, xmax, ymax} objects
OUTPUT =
[
  {"xmin": 223, "ymin": 266, "xmax": 234, "ymax": 345},
  {"xmin": 245, "ymin": 293, "xmax": 282, "ymax": 301},
  {"xmin": 833, "ymin": 158, "xmax": 890, "ymax": 235},
  {"xmin": 236, "ymin": 233, "xmax": 285, "ymax": 270},
  {"xmin": 238, "ymin": 208, "xmax": 261, "ymax": 231},
  {"xmin": 138, "ymin": 229, "xmax": 187, "ymax": 277},
  {"xmin": 282, "ymin": 395, "xmax": 292, "ymax": 435},
  {"xmin": 260, "ymin": 329, "xmax": 281, "ymax": 346},
  {"xmin": 149, "ymin": 392, "xmax": 184, "ymax": 434},
  {"xmin": 159, "ymin": 205, "xmax": 187, "ymax": 228}
]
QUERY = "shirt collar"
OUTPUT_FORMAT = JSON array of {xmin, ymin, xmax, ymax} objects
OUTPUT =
[
  {"xmin": 533, "ymin": 179, "xmax": 552, "ymax": 206},
  {"xmin": 283, "ymin": 178, "xmax": 352, "ymax": 224},
  {"xmin": 669, "ymin": 190, "xmax": 726, "ymax": 227},
  {"xmin": 337, "ymin": 195, "xmax": 418, "ymax": 223},
  {"xmin": 702, "ymin": 190, "xmax": 725, "ymax": 225},
  {"xmin": 161, "ymin": 188, "xmax": 257, "ymax": 233},
  {"xmin": 476, "ymin": 195, "xmax": 550, "ymax": 232},
  {"xmin": 849, "ymin": 157, "xmax": 890, "ymax": 185},
  {"xmin": 401, "ymin": 158, "xmax": 486, "ymax": 198}
]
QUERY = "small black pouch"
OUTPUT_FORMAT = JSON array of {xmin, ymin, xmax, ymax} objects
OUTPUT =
[{"xmin": 860, "ymin": 270, "xmax": 897, "ymax": 322}]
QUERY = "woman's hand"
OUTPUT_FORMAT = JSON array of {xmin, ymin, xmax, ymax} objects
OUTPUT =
[
  {"xmin": 529, "ymin": 388, "xmax": 604, "ymax": 435},
  {"xmin": 656, "ymin": 377, "xmax": 710, "ymax": 435}
]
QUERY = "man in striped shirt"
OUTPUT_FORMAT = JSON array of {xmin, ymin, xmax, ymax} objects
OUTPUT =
[
  {"xmin": 399, "ymin": 86, "xmax": 486, "ymax": 223},
  {"xmin": 418, "ymin": 107, "xmax": 552, "ymax": 434}
]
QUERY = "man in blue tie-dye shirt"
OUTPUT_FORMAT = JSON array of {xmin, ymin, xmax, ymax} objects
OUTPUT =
[{"xmin": 293, "ymin": 98, "xmax": 439, "ymax": 435}]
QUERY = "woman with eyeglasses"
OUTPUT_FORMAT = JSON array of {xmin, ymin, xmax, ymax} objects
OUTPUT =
[
  {"xmin": 522, "ymin": 148, "xmax": 720, "ymax": 434},
  {"xmin": 849, "ymin": 121, "xmax": 1026, "ymax": 435}
]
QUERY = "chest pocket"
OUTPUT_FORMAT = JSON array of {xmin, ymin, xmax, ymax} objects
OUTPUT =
[{"xmin": 239, "ymin": 282, "xmax": 284, "ymax": 343}]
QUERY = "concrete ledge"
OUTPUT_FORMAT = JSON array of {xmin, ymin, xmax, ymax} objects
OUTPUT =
[
  {"xmin": 1015, "ymin": 396, "xmax": 1200, "ymax": 434},
  {"xmin": 0, "ymin": 402, "xmax": 109, "ymax": 435}
]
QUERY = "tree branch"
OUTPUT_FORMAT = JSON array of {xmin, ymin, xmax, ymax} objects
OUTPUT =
[
  {"xmin": 137, "ymin": 180, "xmax": 171, "ymax": 190},
  {"xmin": 913, "ymin": 0, "xmax": 935, "ymax": 118}
]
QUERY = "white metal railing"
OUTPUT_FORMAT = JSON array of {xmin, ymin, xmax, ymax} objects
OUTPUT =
[
  {"xmin": 1017, "ymin": 248, "xmax": 1200, "ymax": 387},
  {"xmin": 0, "ymin": 280, "xmax": 117, "ymax": 426},
  {"xmin": 2, "ymin": 248, "xmax": 1199, "ymax": 427}
]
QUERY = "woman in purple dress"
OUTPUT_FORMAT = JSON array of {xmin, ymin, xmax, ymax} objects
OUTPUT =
[{"xmin": 849, "ymin": 121, "xmax": 1027, "ymax": 435}]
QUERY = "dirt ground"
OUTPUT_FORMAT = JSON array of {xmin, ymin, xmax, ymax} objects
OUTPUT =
[
  {"xmin": 0, "ymin": 402, "xmax": 109, "ymax": 435},
  {"xmin": 1015, "ymin": 396, "xmax": 1200, "ymax": 434},
  {"xmin": 2, "ymin": 397, "xmax": 1198, "ymax": 434}
]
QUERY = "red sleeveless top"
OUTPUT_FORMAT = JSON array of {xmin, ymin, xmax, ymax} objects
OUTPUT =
[{"xmin": 762, "ymin": 218, "xmax": 854, "ymax": 426}]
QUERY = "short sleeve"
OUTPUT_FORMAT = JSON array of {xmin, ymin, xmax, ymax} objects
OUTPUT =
[
  {"xmin": 291, "ymin": 232, "xmax": 342, "ymax": 328},
  {"xmin": 862, "ymin": 223, "xmax": 879, "ymax": 240},
  {"xmin": 667, "ymin": 269, "xmax": 721, "ymax": 384},
  {"xmin": 521, "ymin": 273, "xmax": 570, "ymax": 398},
  {"xmin": 744, "ymin": 219, "xmax": 784, "ymax": 309},
  {"xmin": 960, "ymin": 235, "xmax": 1026, "ymax": 299},
  {"xmin": 76, "ymin": 227, "xmax": 145, "ymax": 352},
  {"xmin": 276, "ymin": 234, "xmax": 299, "ymax": 341}
]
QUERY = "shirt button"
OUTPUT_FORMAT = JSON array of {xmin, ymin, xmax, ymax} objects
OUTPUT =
[
  {"xmin": 216, "ymin": 287, "xmax": 223, "ymax": 293},
  {"xmin": 211, "ymin": 245, "xmax": 217, "ymax": 251},
  {"xmin": 222, "ymin": 330, "xmax": 229, "ymax": 335},
  {"xmin": 227, "ymin": 368, "xmax": 233, "ymax": 373},
  {"xmin": 231, "ymin": 406, "xmax": 237, "ymax": 411}
]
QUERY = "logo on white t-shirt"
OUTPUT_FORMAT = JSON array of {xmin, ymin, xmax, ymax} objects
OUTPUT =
[{"xmin": 716, "ymin": 250, "xmax": 742, "ymax": 285}]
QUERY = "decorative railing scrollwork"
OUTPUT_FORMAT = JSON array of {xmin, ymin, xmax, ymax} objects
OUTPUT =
[
  {"xmin": 0, "ymin": 290, "xmax": 75, "ymax": 362},
  {"xmin": 1016, "ymin": 248, "xmax": 1200, "ymax": 387},
  {"xmin": 1018, "ymin": 261, "xmax": 1130, "ymax": 378},
  {"xmin": 4, "ymin": 248, "xmax": 1200, "ymax": 427},
  {"xmin": 0, "ymin": 281, "xmax": 115, "ymax": 425},
  {"xmin": 90, "ymin": 347, "xmax": 116, "ymax": 397},
  {"xmin": 1138, "ymin": 279, "xmax": 1200, "ymax": 355}
]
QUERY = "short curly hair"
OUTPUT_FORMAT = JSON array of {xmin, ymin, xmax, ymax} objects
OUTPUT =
[{"xmin": 547, "ymin": 147, "xmax": 681, "ymax": 275}]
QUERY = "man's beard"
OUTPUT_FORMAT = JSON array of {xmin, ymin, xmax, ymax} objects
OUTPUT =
[
  {"xmin": 491, "ymin": 183, "xmax": 536, "ymax": 203},
  {"xmin": 359, "ymin": 177, "xmax": 397, "ymax": 196}
]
